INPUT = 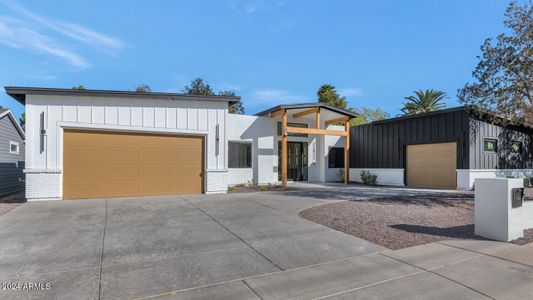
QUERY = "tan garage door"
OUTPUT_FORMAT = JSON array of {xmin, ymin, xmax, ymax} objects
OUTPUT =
[
  {"xmin": 63, "ymin": 130, "xmax": 204, "ymax": 199},
  {"xmin": 406, "ymin": 142, "xmax": 457, "ymax": 189}
]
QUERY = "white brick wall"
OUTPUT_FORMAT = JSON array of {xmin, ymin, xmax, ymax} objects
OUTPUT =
[
  {"xmin": 24, "ymin": 169, "xmax": 62, "ymax": 201},
  {"xmin": 205, "ymin": 170, "xmax": 228, "ymax": 194}
]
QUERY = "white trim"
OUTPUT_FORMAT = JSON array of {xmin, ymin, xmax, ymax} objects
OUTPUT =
[
  {"xmin": 57, "ymin": 122, "xmax": 209, "ymax": 135},
  {"xmin": 9, "ymin": 141, "xmax": 20, "ymax": 154}
]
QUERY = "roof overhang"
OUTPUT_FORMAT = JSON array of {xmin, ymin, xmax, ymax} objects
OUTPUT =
[
  {"xmin": 255, "ymin": 103, "xmax": 358, "ymax": 118},
  {"xmin": 0, "ymin": 110, "xmax": 25, "ymax": 139},
  {"xmin": 4, "ymin": 86, "xmax": 241, "ymax": 105}
]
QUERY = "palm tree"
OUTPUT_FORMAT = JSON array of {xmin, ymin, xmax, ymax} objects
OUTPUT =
[{"xmin": 401, "ymin": 89, "xmax": 447, "ymax": 115}]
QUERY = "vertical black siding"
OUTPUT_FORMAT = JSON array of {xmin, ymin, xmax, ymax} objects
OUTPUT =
[
  {"xmin": 350, "ymin": 110, "xmax": 471, "ymax": 169},
  {"xmin": 468, "ymin": 118, "xmax": 533, "ymax": 169}
]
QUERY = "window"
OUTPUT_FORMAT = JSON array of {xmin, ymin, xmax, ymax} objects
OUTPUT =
[
  {"xmin": 483, "ymin": 138, "xmax": 497, "ymax": 153},
  {"xmin": 277, "ymin": 122, "xmax": 308, "ymax": 137},
  {"xmin": 328, "ymin": 147, "xmax": 345, "ymax": 168},
  {"xmin": 9, "ymin": 141, "xmax": 19, "ymax": 154},
  {"xmin": 228, "ymin": 142, "xmax": 252, "ymax": 168},
  {"xmin": 511, "ymin": 141, "xmax": 522, "ymax": 153}
]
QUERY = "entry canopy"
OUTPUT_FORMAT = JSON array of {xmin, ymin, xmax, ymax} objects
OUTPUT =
[{"xmin": 257, "ymin": 102, "xmax": 356, "ymax": 187}]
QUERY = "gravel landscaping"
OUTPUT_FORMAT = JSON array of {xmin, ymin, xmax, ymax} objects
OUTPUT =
[
  {"xmin": 300, "ymin": 191, "xmax": 533, "ymax": 249},
  {"xmin": 300, "ymin": 195, "xmax": 478, "ymax": 250}
]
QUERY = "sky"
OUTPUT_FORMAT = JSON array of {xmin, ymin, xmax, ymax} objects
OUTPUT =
[{"xmin": 0, "ymin": 0, "xmax": 517, "ymax": 120}]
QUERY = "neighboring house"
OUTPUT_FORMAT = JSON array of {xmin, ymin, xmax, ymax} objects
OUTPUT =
[
  {"xmin": 6, "ymin": 87, "xmax": 355, "ymax": 201},
  {"xmin": 0, "ymin": 108, "xmax": 25, "ymax": 196},
  {"xmin": 349, "ymin": 107, "xmax": 533, "ymax": 189}
]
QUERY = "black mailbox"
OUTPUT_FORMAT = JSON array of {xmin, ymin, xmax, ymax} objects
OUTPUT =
[{"xmin": 512, "ymin": 188, "xmax": 524, "ymax": 208}]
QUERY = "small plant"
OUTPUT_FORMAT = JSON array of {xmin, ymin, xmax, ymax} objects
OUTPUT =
[
  {"xmin": 227, "ymin": 186, "xmax": 235, "ymax": 192},
  {"xmin": 336, "ymin": 169, "xmax": 344, "ymax": 182},
  {"xmin": 360, "ymin": 170, "xmax": 377, "ymax": 185},
  {"xmin": 246, "ymin": 179, "xmax": 256, "ymax": 187},
  {"xmin": 260, "ymin": 185, "xmax": 269, "ymax": 191},
  {"xmin": 235, "ymin": 183, "xmax": 246, "ymax": 188},
  {"xmin": 524, "ymin": 178, "xmax": 531, "ymax": 187}
]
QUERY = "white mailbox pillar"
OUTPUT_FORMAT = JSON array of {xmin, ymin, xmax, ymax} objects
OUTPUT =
[{"xmin": 475, "ymin": 178, "xmax": 525, "ymax": 242}]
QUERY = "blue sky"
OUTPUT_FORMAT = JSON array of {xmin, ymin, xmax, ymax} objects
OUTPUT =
[{"xmin": 0, "ymin": 0, "xmax": 515, "ymax": 120}]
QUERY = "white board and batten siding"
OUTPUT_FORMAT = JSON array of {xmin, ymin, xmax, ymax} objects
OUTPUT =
[{"xmin": 25, "ymin": 94, "xmax": 229, "ymax": 200}]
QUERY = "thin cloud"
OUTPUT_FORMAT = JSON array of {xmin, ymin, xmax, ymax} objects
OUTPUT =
[
  {"xmin": 0, "ymin": 17, "xmax": 90, "ymax": 68},
  {"xmin": 252, "ymin": 89, "xmax": 307, "ymax": 104},
  {"xmin": 0, "ymin": 0, "xmax": 124, "ymax": 52},
  {"xmin": 271, "ymin": 19, "xmax": 296, "ymax": 32},
  {"xmin": 338, "ymin": 87, "xmax": 363, "ymax": 97}
]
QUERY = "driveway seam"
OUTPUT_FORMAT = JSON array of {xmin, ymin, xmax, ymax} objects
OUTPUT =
[
  {"xmin": 242, "ymin": 279, "xmax": 264, "ymax": 300},
  {"xmin": 378, "ymin": 252, "xmax": 494, "ymax": 299},
  {"xmin": 436, "ymin": 241, "xmax": 533, "ymax": 268},
  {"xmin": 97, "ymin": 199, "xmax": 108, "ymax": 300},
  {"xmin": 181, "ymin": 197, "xmax": 284, "ymax": 271}
]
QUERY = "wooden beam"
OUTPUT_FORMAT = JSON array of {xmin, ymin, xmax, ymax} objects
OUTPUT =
[
  {"xmin": 286, "ymin": 126, "xmax": 347, "ymax": 136},
  {"xmin": 281, "ymin": 109, "xmax": 287, "ymax": 189},
  {"xmin": 325, "ymin": 116, "xmax": 350, "ymax": 127},
  {"xmin": 271, "ymin": 109, "xmax": 283, "ymax": 118},
  {"xmin": 292, "ymin": 107, "xmax": 319, "ymax": 118},
  {"xmin": 315, "ymin": 108, "xmax": 320, "ymax": 129},
  {"xmin": 344, "ymin": 119, "xmax": 350, "ymax": 184}
]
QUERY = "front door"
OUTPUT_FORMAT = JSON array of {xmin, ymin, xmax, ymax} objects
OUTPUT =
[{"xmin": 278, "ymin": 142, "xmax": 308, "ymax": 181}]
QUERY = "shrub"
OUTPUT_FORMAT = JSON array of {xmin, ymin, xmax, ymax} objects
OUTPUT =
[
  {"xmin": 524, "ymin": 178, "xmax": 531, "ymax": 187},
  {"xmin": 227, "ymin": 186, "xmax": 235, "ymax": 192},
  {"xmin": 360, "ymin": 170, "xmax": 377, "ymax": 185}
]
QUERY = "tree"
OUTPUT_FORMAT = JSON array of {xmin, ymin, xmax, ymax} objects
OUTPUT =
[
  {"xmin": 136, "ymin": 84, "xmax": 151, "ymax": 93},
  {"xmin": 350, "ymin": 107, "xmax": 390, "ymax": 125},
  {"xmin": 183, "ymin": 78, "xmax": 214, "ymax": 96},
  {"xmin": 458, "ymin": 1, "xmax": 532, "ymax": 124},
  {"xmin": 317, "ymin": 84, "xmax": 347, "ymax": 109},
  {"xmin": 19, "ymin": 112, "xmax": 25, "ymax": 130},
  {"xmin": 219, "ymin": 90, "xmax": 244, "ymax": 114},
  {"xmin": 72, "ymin": 85, "xmax": 86, "ymax": 90},
  {"xmin": 183, "ymin": 78, "xmax": 244, "ymax": 114},
  {"xmin": 401, "ymin": 89, "xmax": 447, "ymax": 115}
]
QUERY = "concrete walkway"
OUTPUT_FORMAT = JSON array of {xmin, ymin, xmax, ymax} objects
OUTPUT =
[{"xmin": 149, "ymin": 239, "xmax": 532, "ymax": 300}]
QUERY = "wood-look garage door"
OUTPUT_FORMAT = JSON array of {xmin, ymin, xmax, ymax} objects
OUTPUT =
[
  {"xmin": 406, "ymin": 142, "xmax": 457, "ymax": 189},
  {"xmin": 63, "ymin": 130, "xmax": 204, "ymax": 199}
]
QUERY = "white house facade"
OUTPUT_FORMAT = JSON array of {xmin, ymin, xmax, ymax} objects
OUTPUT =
[{"xmin": 6, "ymin": 87, "xmax": 353, "ymax": 201}]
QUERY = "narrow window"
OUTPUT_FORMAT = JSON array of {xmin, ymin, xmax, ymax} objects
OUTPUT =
[
  {"xmin": 9, "ymin": 141, "xmax": 19, "ymax": 154},
  {"xmin": 483, "ymin": 138, "xmax": 497, "ymax": 153},
  {"xmin": 328, "ymin": 147, "xmax": 345, "ymax": 168},
  {"xmin": 511, "ymin": 141, "xmax": 522, "ymax": 153},
  {"xmin": 228, "ymin": 142, "xmax": 252, "ymax": 168}
]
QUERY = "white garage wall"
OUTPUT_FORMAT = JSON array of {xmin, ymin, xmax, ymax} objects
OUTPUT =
[{"xmin": 25, "ymin": 94, "xmax": 229, "ymax": 200}]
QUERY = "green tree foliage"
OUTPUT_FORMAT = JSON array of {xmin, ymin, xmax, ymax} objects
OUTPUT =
[
  {"xmin": 72, "ymin": 85, "xmax": 86, "ymax": 90},
  {"xmin": 401, "ymin": 89, "xmax": 447, "ymax": 115},
  {"xmin": 135, "ymin": 84, "xmax": 151, "ymax": 92},
  {"xmin": 183, "ymin": 78, "xmax": 244, "ymax": 114},
  {"xmin": 317, "ymin": 84, "xmax": 347, "ymax": 109},
  {"xmin": 219, "ymin": 90, "xmax": 244, "ymax": 114},
  {"xmin": 350, "ymin": 107, "xmax": 390, "ymax": 125},
  {"xmin": 19, "ymin": 112, "xmax": 25, "ymax": 130},
  {"xmin": 458, "ymin": 1, "xmax": 532, "ymax": 124},
  {"xmin": 183, "ymin": 78, "xmax": 214, "ymax": 95}
]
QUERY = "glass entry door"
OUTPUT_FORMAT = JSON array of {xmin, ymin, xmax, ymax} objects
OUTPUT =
[{"xmin": 278, "ymin": 142, "xmax": 308, "ymax": 181}]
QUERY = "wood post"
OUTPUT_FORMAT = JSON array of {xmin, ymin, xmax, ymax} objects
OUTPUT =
[
  {"xmin": 281, "ymin": 109, "xmax": 288, "ymax": 189},
  {"xmin": 344, "ymin": 119, "xmax": 350, "ymax": 184},
  {"xmin": 316, "ymin": 108, "xmax": 320, "ymax": 129}
]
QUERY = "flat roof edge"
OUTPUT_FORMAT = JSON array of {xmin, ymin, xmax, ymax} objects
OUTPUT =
[{"xmin": 4, "ymin": 86, "xmax": 240, "ymax": 105}]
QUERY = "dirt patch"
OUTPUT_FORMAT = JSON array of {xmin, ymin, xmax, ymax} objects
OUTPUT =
[
  {"xmin": 299, "ymin": 197, "xmax": 480, "ymax": 250},
  {"xmin": 511, "ymin": 228, "xmax": 533, "ymax": 245},
  {"xmin": 0, "ymin": 191, "xmax": 25, "ymax": 216}
]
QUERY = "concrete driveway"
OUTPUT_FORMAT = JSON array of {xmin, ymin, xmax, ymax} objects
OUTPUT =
[{"xmin": 0, "ymin": 188, "xmax": 383, "ymax": 299}]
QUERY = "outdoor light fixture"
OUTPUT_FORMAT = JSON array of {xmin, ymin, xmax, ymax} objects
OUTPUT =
[{"xmin": 215, "ymin": 124, "xmax": 220, "ymax": 155}]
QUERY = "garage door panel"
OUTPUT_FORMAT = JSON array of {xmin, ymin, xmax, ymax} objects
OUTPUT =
[
  {"xmin": 63, "ymin": 130, "xmax": 204, "ymax": 199},
  {"xmin": 407, "ymin": 142, "xmax": 456, "ymax": 189}
]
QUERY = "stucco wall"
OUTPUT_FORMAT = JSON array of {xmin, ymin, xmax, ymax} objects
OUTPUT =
[
  {"xmin": 227, "ymin": 114, "xmax": 276, "ymax": 185},
  {"xmin": 25, "ymin": 94, "xmax": 229, "ymax": 200}
]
